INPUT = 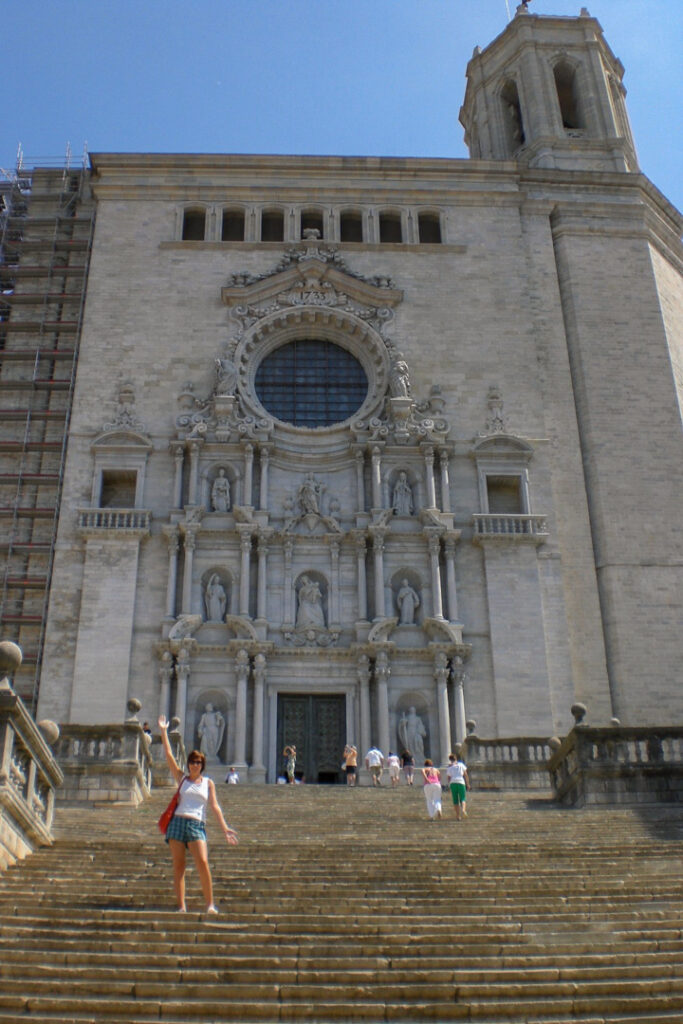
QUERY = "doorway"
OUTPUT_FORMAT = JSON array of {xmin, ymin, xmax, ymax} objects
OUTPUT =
[{"xmin": 277, "ymin": 694, "xmax": 346, "ymax": 784}]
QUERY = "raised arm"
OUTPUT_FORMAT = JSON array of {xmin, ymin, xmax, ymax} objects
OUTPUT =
[
  {"xmin": 207, "ymin": 778, "xmax": 239, "ymax": 846},
  {"xmin": 158, "ymin": 715, "xmax": 183, "ymax": 785}
]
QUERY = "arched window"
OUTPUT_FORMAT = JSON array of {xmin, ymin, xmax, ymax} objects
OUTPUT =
[
  {"xmin": 501, "ymin": 80, "xmax": 525, "ymax": 154},
  {"xmin": 182, "ymin": 207, "xmax": 206, "ymax": 241},
  {"xmin": 340, "ymin": 210, "xmax": 363, "ymax": 242},
  {"xmin": 261, "ymin": 209, "xmax": 284, "ymax": 242},
  {"xmin": 379, "ymin": 211, "xmax": 402, "ymax": 244},
  {"xmin": 222, "ymin": 208, "xmax": 245, "ymax": 241},
  {"xmin": 301, "ymin": 209, "xmax": 324, "ymax": 239},
  {"xmin": 418, "ymin": 213, "xmax": 442, "ymax": 244},
  {"xmin": 553, "ymin": 61, "xmax": 584, "ymax": 131}
]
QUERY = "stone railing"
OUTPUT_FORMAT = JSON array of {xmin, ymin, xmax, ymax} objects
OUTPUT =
[
  {"xmin": 472, "ymin": 513, "xmax": 548, "ymax": 542},
  {"xmin": 0, "ymin": 642, "xmax": 64, "ymax": 870},
  {"xmin": 462, "ymin": 735, "xmax": 553, "ymax": 790},
  {"xmin": 55, "ymin": 720, "xmax": 153, "ymax": 805},
  {"xmin": 77, "ymin": 508, "xmax": 151, "ymax": 534},
  {"xmin": 548, "ymin": 725, "xmax": 683, "ymax": 807}
]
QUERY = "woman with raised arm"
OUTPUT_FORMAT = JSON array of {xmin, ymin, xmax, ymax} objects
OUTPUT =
[{"xmin": 158, "ymin": 715, "xmax": 238, "ymax": 913}]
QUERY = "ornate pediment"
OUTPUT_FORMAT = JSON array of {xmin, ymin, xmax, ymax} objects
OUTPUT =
[{"xmin": 221, "ymin": 245, "xmax": 403, "ymax": 333}]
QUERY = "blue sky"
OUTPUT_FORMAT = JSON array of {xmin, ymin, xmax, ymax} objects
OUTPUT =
[{"xmin": 2, "ymin": 0, "xmax": 681, "ymax": 210}]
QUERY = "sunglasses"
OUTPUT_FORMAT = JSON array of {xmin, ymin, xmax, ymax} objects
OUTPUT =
[{"xmin": 188, "ymin": 759, "xmax": 203, "ymax": 765}]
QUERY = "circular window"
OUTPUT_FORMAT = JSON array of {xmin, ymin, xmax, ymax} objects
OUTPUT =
[{"xmin": 254, "ymin": 339, "xmax": 368, "ymax": 428}]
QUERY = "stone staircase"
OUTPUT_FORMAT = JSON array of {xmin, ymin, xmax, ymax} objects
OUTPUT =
[{"xmin": 0, "ymin": 784, "xmax": 682, "ymax": 1023}]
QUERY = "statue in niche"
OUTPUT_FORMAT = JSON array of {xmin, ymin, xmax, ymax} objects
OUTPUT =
[
  {"xmin": 389, "ymin": 354, "xmax": 411, "ymax": 398},
  {"xmin": 396, "ymin": 578, "xmax": 420, "ymax": 625},
  {"xmin": 296, "ymin": 575, "xmax": 325, "ymax": 629},
  {"xmin": 214, "ymin": 347, "xmax": 238, "ymax": 396},
  {"xmin": 392, "ymin": 472, "xmax": 414, "ymax": 516},
  {"xmin": 398, "ymin": 706, "xmax": 427, "ymax": 764},
  {"xmin": 204, "ymin": 574, "xmax": 227, "ymax": 622},
  {"xmin": 197, "ymin": 702, "xmax": 225, "ymax": 759},
  {"xmin": 211, "ymin": 468, "xmax": 231, "ymax": 512},
  {"xmin": 297, "ymin": 473, "xmax": 324, "ymax": 516}
]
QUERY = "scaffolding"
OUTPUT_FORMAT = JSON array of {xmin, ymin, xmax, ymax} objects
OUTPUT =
[{"xmin": 0, "ymin": 145, "xmax": 95, "ymax": 711}]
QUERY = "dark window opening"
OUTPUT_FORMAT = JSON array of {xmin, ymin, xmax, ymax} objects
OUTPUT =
[
  {"xmin": 255, "ymin": 339, "xmax": 368, "ymax": 428},
  {"xmin": 501, "ymin": 80, "xmax": 525, "ymax": 152},
  {"xmin": 418, "ymin": 213, "xmax": 442, "ymax": 244},
  {"xmin": 340, "ymin": 211, "xmax": 363, "ymax": 242},
  {"xmin": 301, "ymin": 210, "xmax": 324, "ymax": 239},
  {"xmin": 261, "ymin": 210, "xmax": 284, "ymax": 241},
  {"xmin": 379, "ymin": 213, "xmax": 402, "ymax": 244},
  {"xmin": 100, "ymin": 470, "xmax": 137, "ymax": 508},
  {"xmin": 486, "ymin": 475, "xmax": 523, "ymax": 515},
  {"xmin": 554, "ymin": 62, "xmax": 583, "ymax": 130},
  {"xmin": 222, "ymin": 209, "xmax": 245, "ymax": 241},
  {"xmin": 182, "ymin": 208, "xmax": 206, "ymax": 241}
]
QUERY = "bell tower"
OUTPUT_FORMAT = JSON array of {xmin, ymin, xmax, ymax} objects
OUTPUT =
[{"xmin": 459, "ymin": 6, "xmax": 638, "ymax": 172}]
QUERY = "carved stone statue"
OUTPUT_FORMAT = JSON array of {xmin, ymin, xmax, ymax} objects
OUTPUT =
[
  {"xmin": 396, "ymin": 578, "xmax": 420, "ymax": 625},
  {"xmin": 398, "ymin": 706, "xmax": 427, "ymax": 763},
  {"xmin": 389, "ymin": 354, "xmax": 411, "ymax": 397},
  {"xmin": 197, "ymin": 702, "xmax": 225, "ymax": 759},
  {"xmin": 211, "ymin": 468, "xmax": 231, "ymax": 512},
  {"xmin": 296, "ymin": 575, "xmax": 325, "ymax": 629},
  {"xmin": 392, "ymin": 472, "xmax": 414, "ymax": 516},
  {"xmin": 297, "ymin": 473, "xmax": 323, "ymax": 516},
  {"xmin": 214, "ymin": 349, "xmax": 237, "ymax": 396},
  {"xmin": 204, "ymin": 574, "xmax": 227, "ymax": 622}
]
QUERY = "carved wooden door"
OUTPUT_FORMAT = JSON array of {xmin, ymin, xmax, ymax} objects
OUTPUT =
[{"xmin": 277, "ymin": 694, "xmax": 345, "ymax": 783}]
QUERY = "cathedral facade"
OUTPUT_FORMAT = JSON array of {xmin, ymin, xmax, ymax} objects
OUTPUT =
[{"xmin": 26, "ymin": 9, "xmax": 682, "ymax": 781}]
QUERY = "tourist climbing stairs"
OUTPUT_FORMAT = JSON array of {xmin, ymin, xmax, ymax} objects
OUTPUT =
[{"xmin": 0, "ymin": 784, "xmax": 682, "ymax": 1022}]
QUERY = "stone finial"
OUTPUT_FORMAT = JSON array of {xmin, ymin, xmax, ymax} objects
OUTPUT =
[
  {"xmin": 571, "ymin": 702, "xmax": 587, "ymax": 725},
  {"xmin": 610, "ymin": 717, "xmax": 621, "ymax": 727},
  {"xmin": 38, "ymin": 720, "xmax": 60, "ymax": 746},
  {"xmin": 0, "ymin": 640, "xmax": 22, "ymax": 692},
  {"xmin": 126, "ymin": 698, "xmax": 142, "ymax": 722},
  {"xmin": 170, "ymin": 716, "xmax": 181, "ymax": 733},
  {"xmin": 466, "ymin": 719, "xmax": 477, "ymax": 736},
  {"xmin": 548, "ymin": 736, "xmax": 562, "ymax": 752}
]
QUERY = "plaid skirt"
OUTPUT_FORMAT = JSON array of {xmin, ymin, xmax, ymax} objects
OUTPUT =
[{"xmin": 165, "ymin": 815, "xmax": 207, "ymax": 845}]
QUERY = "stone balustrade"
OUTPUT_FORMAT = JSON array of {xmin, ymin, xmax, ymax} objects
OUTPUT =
[
  {"xmin": 77, "ymin": 508, "xmax": 151, "ymax": 532},
  {"xmin": 548, "ymin": 725, "xmax": 683, "ymax": 806},
  {"xmin": 0, "ymin": 642, "xmax": 64, "ymax": 871},
  {"xmin": 55, "ymin": 722, "xmax": 153, "ymax": 805},
  {"xmin": 472, "ymin": 513, "xmax": 548, "ymax": 541},
  {"xmin": 462, "ymin": 735, "xmax": 552, "ymax": 790}
]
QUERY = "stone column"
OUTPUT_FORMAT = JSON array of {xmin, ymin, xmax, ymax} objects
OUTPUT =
[
  {"xmin": 258, "ymin": 445, "xmax": 270, "ymax": 510},
  {"xmin": 353, "ymin": 532, "xmax": 368, "ymax": 622},
  {"xmin": 251, "ymin": 652, "xmax": 267, "ymax": 779},
  {"xmin": 174, "ymin": 647, "xmax": 190, "ymax": 726},
  {"xmin": 181, "ymin": 528, "xmax": 197, "ymax": 614},
  {"xmin": 256, "ymin": 532, "xmax": 269, "ymax": 622},
  {"xmin": 423, "ymin": 445, "xmax": 436, "ymax": 509},
  {"xmin": 158, "ymin": 651, "xmax": 173, "ymax": 719},
  {"xmin": 426, "ymin": 530, "xmax": 444, "ymax": 619},
  {"xmin": 371, "ymin": 529, "xmax": 386, "ymax": 620},
  {"xmin": 452, "ymin": 658, "xmax": 467, "ymax": 746},
  {"xmin": 439, "ymin": 449, "xmax": 451, "ymax": 513},
  {"xmin": 355, "ymin": 449, "xmax": 366, "ymax": 512},
  {"xmin": 434, "ymin": 650, "xmax": 452, "ymax": 764},
  {"xmin": 163, "ymin": 525, "xmax": 180, "ymax": 619},
  {"xmin": 371, "ymin": 446, "xmax": 382, "ymax": 509},
  {"xmin": 187, "ymin": 440, "xmax": 202, "ymax": 506},
  {"xmin": 375, "ymin": 649, "xmax": 391, "ymax": 755},
  {"xmin": 238, "ymin": 529, "xmax": 252, "ymax": 616},
  {"xmin": 329, "ymin": 538, "xmax": 341, "ymax": 625},
  {"xmin": 357, "ymin": 654, "xmax": 371, "ymax": 758},
  {"xmin": 171, "ymin": 444, "xmax": 184, "ymax": 509},
  {"xmin": 243, "ymin": 443, "xmax": 254, "ymax": 507},
  {"xmin": 283, "ymin": 538, "xmax": 294, "ymax": 625},
  {"xmin": 444, "ymin": 533, "xmax": 460, "ymax": 623},
  {"xmin": 234, "ymin": 648, "xmax": 249, "ymax": 766}
]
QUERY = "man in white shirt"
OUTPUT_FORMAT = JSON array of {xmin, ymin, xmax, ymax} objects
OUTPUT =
[
  {"xmin": 364, "ymin": 746, "xmax": 385, "ymax": 786},
  {"xmin": 446, "ymin": 752, "xmax": 470, "ymax": 819}
]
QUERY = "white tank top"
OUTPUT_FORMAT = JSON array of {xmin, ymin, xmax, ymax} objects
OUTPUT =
[{"xmin": 176, "ymin": 776, "xmax": 209, "ymax": 822}]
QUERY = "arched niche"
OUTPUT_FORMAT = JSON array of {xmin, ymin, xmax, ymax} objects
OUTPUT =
[
  {"xmin": 500, "ymin": 79, "xmax": 525, "ymax": 155},
  {"xmin": 386, "ymin": 466, "xmax": 420, "ymax": 516},
  {"xmin": 394, "ymin": 693, "xmax": 431, "ymax": 762},
  {"xmin": 193, "ymin": 691, "xmax": 228, "ymax": 763},
  {"xmin": 202, "ymin": 463, "xmax": 240, "ymax": 512},
  {"xmin": 200, "ymin": 568, "xmax": 233, "ymax": 622},
  {"xmin": 390, "ymin": 570, "xmax": 424, "ymax": 626},
  {"xmin": 294, "ymin": 571, "xmax": 329, "ymax": 630}
]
